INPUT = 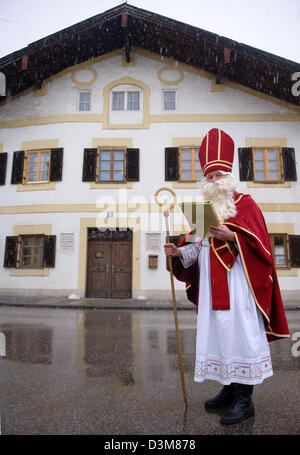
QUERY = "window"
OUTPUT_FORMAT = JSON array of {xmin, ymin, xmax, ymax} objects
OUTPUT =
[
  {"xmin": 127, "ymin": 91, "xmax": 140, "ymax": 110},
  {"xmin": 163, "ymin": 90, "xmax": 176, "ymax": 110},
  {"xmin": 269, "ymin": 234, "xmax": 289, "ymax": 268},
  {"xmin": 112, "ymin": 91, "xmax": 140, "ymax": 111},
  {"xmin": 20, "ymin": 236, "xmax": 44, "ymax": 268},
  {"xmin": 267, "ymin": 233, "xmax": 300, "ymax": 269},
  {"xmin": 79, "ymin": 91, "xmax": 91, "ymax": 111},
  {"xmin": 165, "ymin": 147, "xmax": 203, "ymax": 182},
  {"xmin": 112, "ymin": 91, "xmax": 125, "ymax": 111},
  {"xmin": 179, "ymin": 148, "xmax": 203, "ymax": 181},
  {"xmin": 98, "ymin": 149, "xmax": 125, "ymax": 182},
  {"xmin": 25, "ymin": 150, "xmax": 50, "ymax": 183},
  {"xmin": 82, "ymin": 147, "xmax": 139, "ymax": 183},
  {"xmin": 238, "ymin": 147, "xmax": 297, "ymax": 183},
  {"xmin": 4, "ymin": 235, "xmax": 56, "ymax": 269},
  {"xmin": 11, "ymin": 148, "xmax": 63, "ymax": 185},
  {"xmin": 253, "ymin": 148, "xmax": 281, "ymax": 182}
]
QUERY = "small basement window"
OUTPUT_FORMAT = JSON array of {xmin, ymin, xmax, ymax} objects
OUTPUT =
[
  {"xmin": 20, "ymin": 235, "xmax": 44, "ymax": 268},
  {"xmin": 3, "ymin": 234, "xmax": 56, "ymax": 269},
  {"xmin": 269, "ymin": 233, "xmax": 289, "ymax": 268}
]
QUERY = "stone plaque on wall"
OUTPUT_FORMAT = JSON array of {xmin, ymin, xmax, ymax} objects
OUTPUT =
[
  {"xmin": 59, "ymin": 233, "xmax": 74, "ymax": 254},
  {"xmin": 145, "ymin": 233, "xmax": 161, "ymax": 252}
]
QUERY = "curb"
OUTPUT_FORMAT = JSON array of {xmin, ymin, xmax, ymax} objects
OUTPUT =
[
  {"xmin": 0, "ymin": 299, "xmax": 299, "ymax": 311},
  {"xmin": 0, "ymin": 302, "xmax": 193, "ymax": 311}
]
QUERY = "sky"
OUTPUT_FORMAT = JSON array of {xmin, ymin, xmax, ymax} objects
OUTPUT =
[{"xmin": 0, "ymin": 0, "xmax": 299, "ymax": 63}]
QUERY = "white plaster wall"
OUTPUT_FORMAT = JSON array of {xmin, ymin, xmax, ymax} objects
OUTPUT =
[
  {"xmin": 0, "ymin": 212, "xmax": 82, "ymax": 292},
  {"xmin": 0, "ymin": 50, "xmax": 300, "ymax": 296},
  {"xmin": 0, "ymin": 51, "xmax": 296, "ymax": 123},
  {"xmin": 1, "ymin": 120, "xmax": 299, "ymax": 208}
]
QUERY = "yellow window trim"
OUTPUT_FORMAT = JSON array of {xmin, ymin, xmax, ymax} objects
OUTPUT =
[
  {"xmin": 10, "ymin": 268, "xmax": 50, "ymax": 277},
  {"xmin": 90, "ymin": 182, "xmax": 133, "ymax": 189},
  {"xmin": 17, "ymin": 182, "xmax": 56, "ymax": 192},
  {"xmin": 102, "ymin": 76, "xmax": 151, "ymax": 129},
  {"xmin": 247, "ymin": 182, "xmax": 291, "ymax": 188}
]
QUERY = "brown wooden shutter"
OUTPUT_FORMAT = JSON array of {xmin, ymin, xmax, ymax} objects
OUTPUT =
[
  {"xmin": 238, "ymin": 148, "xmax": 253, "ymax": 181},
  {"xmin": 43, "ymin": 235, "xmax": 56, "ymax": 268},
  {"xmin": 168, "ymin": 235, "xmax": 181, "ymax": 246},
  {"xmin": 289, "ymin": 235, "xmax": 300, "ymax": 267},
  {"xmin": 0, "ymin": 152, "xmax": 7, "ymax": 185},
  {"xmin": 165, "ymin": 147, "xmax": 178, "ymax": 181},
  {"xmin": 4, "ymin": 236, "xmax": 19, "ymax": 268},
  {"xmin": 282, "ymin": 148, "xmax": 297, "ymax": 181},
  {"xmin": 82, "ymin": 148, "xmax": 97, "ymax": 182},
  {"xmin": 11, "ymin": 151, "xmax": 25, "ymax": 184},
  {"xmin": 50, "ymin": 148, "xmax": 63, "ymax": 181},
  {"xmin": 166, "ymin": 235, "xmax": 181, "ymax": 268},
  {"xmin": 126, "ymin": 148, "xmax": 139, "ymax": 181}
]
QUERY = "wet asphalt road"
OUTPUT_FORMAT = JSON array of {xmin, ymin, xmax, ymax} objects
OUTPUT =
[{"xmin": 0, "ymin": 306, "xmax": 299, "ymax": 435}]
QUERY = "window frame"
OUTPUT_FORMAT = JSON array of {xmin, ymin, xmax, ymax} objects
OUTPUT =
[
  {"xmin": 111, "ymin": 90, "xmax": 141, "ymax": 111},
  {"xmin": 269, "ymin": 233, "xmax": 289, "ymax": 269},
  {"xmin": 252, "ymin": 147, "xmax": 283, "ymax": 183},
  {"xmin": 19, "ymin": 234, "xmax": 45, "ymax": 269},
  {"xmin": 25, "ymin": 149, "xmax": 51, "ymax": 184},
  {"xmin": 162, "ymin": 89, "xmax": 177, "ymax": 111},
  {"xmin": 78, "ymin": 90, "xmax": 91, "ymax": 112},
  {"xmin": 96, "ymin": 147, "xmax": 126, "ymax": 183},
  {"xmin": 127, "ymin": 91, "xmax": 140, "ymax": 111},
  {"xmin": 179, "ymin": 147, "xmax": 203, "ymax": 182}
]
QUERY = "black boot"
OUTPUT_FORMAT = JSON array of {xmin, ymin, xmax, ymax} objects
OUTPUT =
[
  {"xmin": 204, "ymin": 383, "xmax": 236, "ymax": 409},
  {"xmin": 220, "ymin": 384, "xmax": 254, "ymax": 425}
]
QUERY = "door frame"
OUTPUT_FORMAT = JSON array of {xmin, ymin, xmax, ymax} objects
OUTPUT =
[
  {"xmin": 78, "ymin": 217, "xmax": 140, "ymax": 297},
  {"xmin": 86, "ymin": 229, "xmax": 133, "ymax": 298}
]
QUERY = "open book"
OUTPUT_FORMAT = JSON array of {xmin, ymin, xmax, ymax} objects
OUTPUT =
[{"xmin": 178, "ymin": 201, "xmax": 220, "ymax": 240}]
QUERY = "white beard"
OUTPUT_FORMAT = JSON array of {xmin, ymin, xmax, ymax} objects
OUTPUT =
[{"xmin": 201, "ymin": 173, "xmax": 237, "ymax": 224}]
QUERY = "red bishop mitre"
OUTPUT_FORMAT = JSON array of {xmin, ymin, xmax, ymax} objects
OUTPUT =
[{"xmin": 199, "ymin": 128, "xmax": 234, "ymax": 177}]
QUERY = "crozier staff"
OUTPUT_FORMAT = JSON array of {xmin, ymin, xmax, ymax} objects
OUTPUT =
[{"xmin": 164, "ymin": 128, "xmax": 290, "ymax": 425}]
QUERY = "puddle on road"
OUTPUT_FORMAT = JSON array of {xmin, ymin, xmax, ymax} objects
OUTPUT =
[
  {"xmin": 0, "ymin": 308, "xmax": 298, "ymax": 378},
  {"xmin": 0, "ymin": 308, "xmax": 299, "ymax": 435}
]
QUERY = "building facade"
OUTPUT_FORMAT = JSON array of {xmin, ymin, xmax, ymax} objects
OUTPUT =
[{"xmin": 0, "ymin": 4, "xmax": 300, "ymax": 301}]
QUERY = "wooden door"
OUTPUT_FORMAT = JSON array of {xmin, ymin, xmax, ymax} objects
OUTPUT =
[
  {"xmin": 86, "ymin": 229, "xmax": 132, "ymax": 298},
  {"xmin": 111, "ymin": 241, "xmax": 132, "ymax": 298},
  {"xmin": 86, "ymin": 242, "xmax": 111, "ymax": 298}
]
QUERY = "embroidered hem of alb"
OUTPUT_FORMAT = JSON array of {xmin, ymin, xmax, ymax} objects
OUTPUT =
[{"xmin": 194, "ymin": 354, "xmax": 273, "ymax": 385}]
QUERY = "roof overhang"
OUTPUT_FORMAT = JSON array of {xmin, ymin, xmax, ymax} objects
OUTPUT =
[{"xmin": 0, "ymin": 3, "xmax": 300, "ymax": 107}]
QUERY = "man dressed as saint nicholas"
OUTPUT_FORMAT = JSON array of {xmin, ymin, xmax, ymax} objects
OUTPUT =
[{"xmin": 164, "ymin": 128, "xmax": 290, "ymax": 425}]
